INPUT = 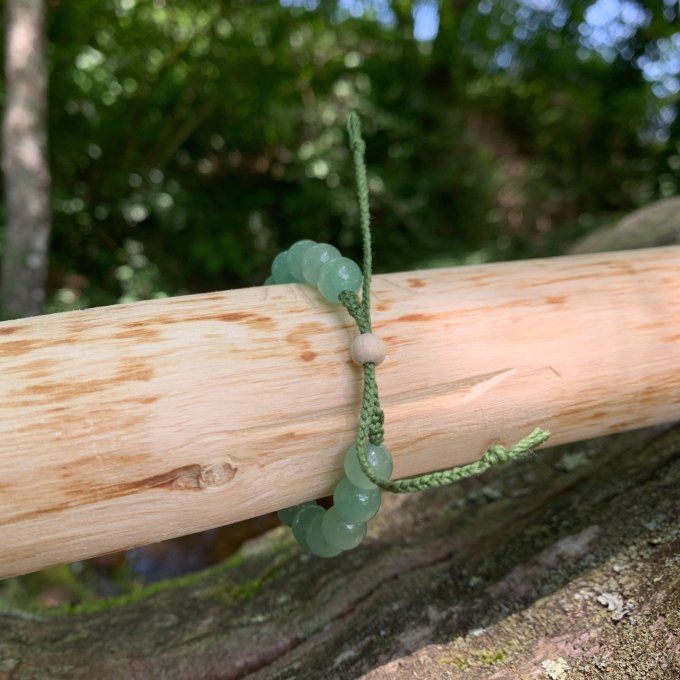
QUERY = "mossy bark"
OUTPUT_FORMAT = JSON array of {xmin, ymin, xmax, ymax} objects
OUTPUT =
[{"xmin": 1, "ymin": 425, "xmax": 678, "ymax": 679}]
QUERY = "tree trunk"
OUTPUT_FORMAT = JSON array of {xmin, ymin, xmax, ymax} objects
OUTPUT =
[{"xmin": 1, "ymin": 0, "xmax": 51, "ymax": 319}]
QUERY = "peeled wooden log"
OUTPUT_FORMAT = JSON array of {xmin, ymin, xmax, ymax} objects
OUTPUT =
[{"xmin": 1, "ymin": 246, "xmax": 679, "ymax": 578}]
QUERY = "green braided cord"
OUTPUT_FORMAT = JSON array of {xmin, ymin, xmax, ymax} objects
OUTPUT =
[
  {"xmin": 340, "ymin": 112, "xmax": 550, "ymax": 494},
  {"xmin": 346, "ymin": 113, "xmax": 373, "ymax": 331},
  {"xmin": 374, "ymin": 428, "xmax": 551, "ymax": 493}
]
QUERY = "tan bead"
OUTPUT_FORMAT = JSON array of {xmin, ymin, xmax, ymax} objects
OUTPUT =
[{"xmin": 350, "ymin": 333, "xmax": 386, "ymax": 366}]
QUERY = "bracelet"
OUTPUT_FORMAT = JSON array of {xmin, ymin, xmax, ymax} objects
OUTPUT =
[{"xmin": 266, "ymin": 113, "xmax": 550, "ymax": 558}]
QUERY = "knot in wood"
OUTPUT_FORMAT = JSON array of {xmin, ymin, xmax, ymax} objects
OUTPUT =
[{"xmin": 198, "ymin": 462, "xmax": 236, "ymax": 489}]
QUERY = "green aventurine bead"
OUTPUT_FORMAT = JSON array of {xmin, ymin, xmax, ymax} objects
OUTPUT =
[
  {"xmin": 271, "ymin": 251, "xmax": 295, "ymax": 283},
  {"xmin": 344, "ymin": 443, "xmax": 393, "ymax": 490},
  {"xmin": 306, "ymin": 513, "xmax": 343, "ymax": 558},
  {"xmin": 317, "ymin": 257, "xmax": 363, "ymax": 302},
  {"xmin": 277, "ymin": 501, "xmax": 313, "ymax": 526},
  {"xmin": 302, "ymin": 243, "xmax": 341, "ymax": 285},
  {"xmin": 321, "ymin": 506, "xmax": 367, "ymax": 550},
  {"xmin": 333, "ymin": 477, "xmax": 381, "ymax": 523},
  {"xmin": 287, "ymin": 240, "xmax": 316, "ymax": 280},
  {"xmin": 291, "ymin": 503, "xmax": 324, "ymax": 546}
]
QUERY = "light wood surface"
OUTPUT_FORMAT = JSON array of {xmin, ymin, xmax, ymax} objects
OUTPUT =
[{"xmin": 1, "ymin": 247, "xmax": 679, "ymax": 578}]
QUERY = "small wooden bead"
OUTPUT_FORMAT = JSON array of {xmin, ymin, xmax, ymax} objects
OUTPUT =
[{"xmin": 350, "ymin": 333, "xmax": 386, "ymax": 366}]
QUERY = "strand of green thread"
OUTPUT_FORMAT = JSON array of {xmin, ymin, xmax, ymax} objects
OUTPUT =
[{"xmin": 339, "ymin": 112, "xmax": 551, "ymax": 494}]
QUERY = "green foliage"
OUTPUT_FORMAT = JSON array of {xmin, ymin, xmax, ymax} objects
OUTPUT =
[{"xmin": 7, "ymin": 0, "xmax": 680, "ymax": 306}]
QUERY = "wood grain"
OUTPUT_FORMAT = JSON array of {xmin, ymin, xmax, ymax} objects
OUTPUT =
[{"xmin": 1, "ymin": 247, "xmax": 679, "ymax": 578}]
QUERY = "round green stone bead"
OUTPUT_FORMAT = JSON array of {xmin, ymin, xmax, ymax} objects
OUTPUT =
[
  {"xmin": 271, "ymin": 251, "xmax": 296, "ymax": 284},
  {"xmin": 306, "ymin": 513, "xmax": 343, "ymax": 558},
  {"xmin": 321, "ymin": 506, "xmax": 367, "ymax": 550},
  {"xmin": 302, "ymin": 243, "xmax": 341, "ymax": 285},
  {"xmin": 287, "ymin": 239, "xmax": 316, "ymax": 281},
  {"xmin": 290, "ymin": 503, "xmax": 323, "ymax": 546},
  {"xmin": 333, "ymin": 477, "xmax": 381, "ymax": 523},
  {"xmin": 344, "ymin": 443, "xmax": 393, "ymax": 490},
  {"xmin": 317, "ymin": 257, "xmax": 363, "ymax": 302},
  {"xmin": 277, "ymin": 501, "xmax": 313, "ymax": 526}
]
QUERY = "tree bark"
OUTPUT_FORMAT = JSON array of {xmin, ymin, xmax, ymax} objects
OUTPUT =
[{"xmin": 1, "ymin": 0, "xmax": 51, "ymax": 319}]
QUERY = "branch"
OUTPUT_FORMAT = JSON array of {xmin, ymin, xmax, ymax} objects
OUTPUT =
[{"xmin": 0, "ymin": 246, "xmax": 678, "ymax": 577}]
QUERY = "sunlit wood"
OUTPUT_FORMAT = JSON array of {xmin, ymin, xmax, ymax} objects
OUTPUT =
[{"xmin": 1, "ymin": 246, "xmax": 679, "ymax": 577}]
